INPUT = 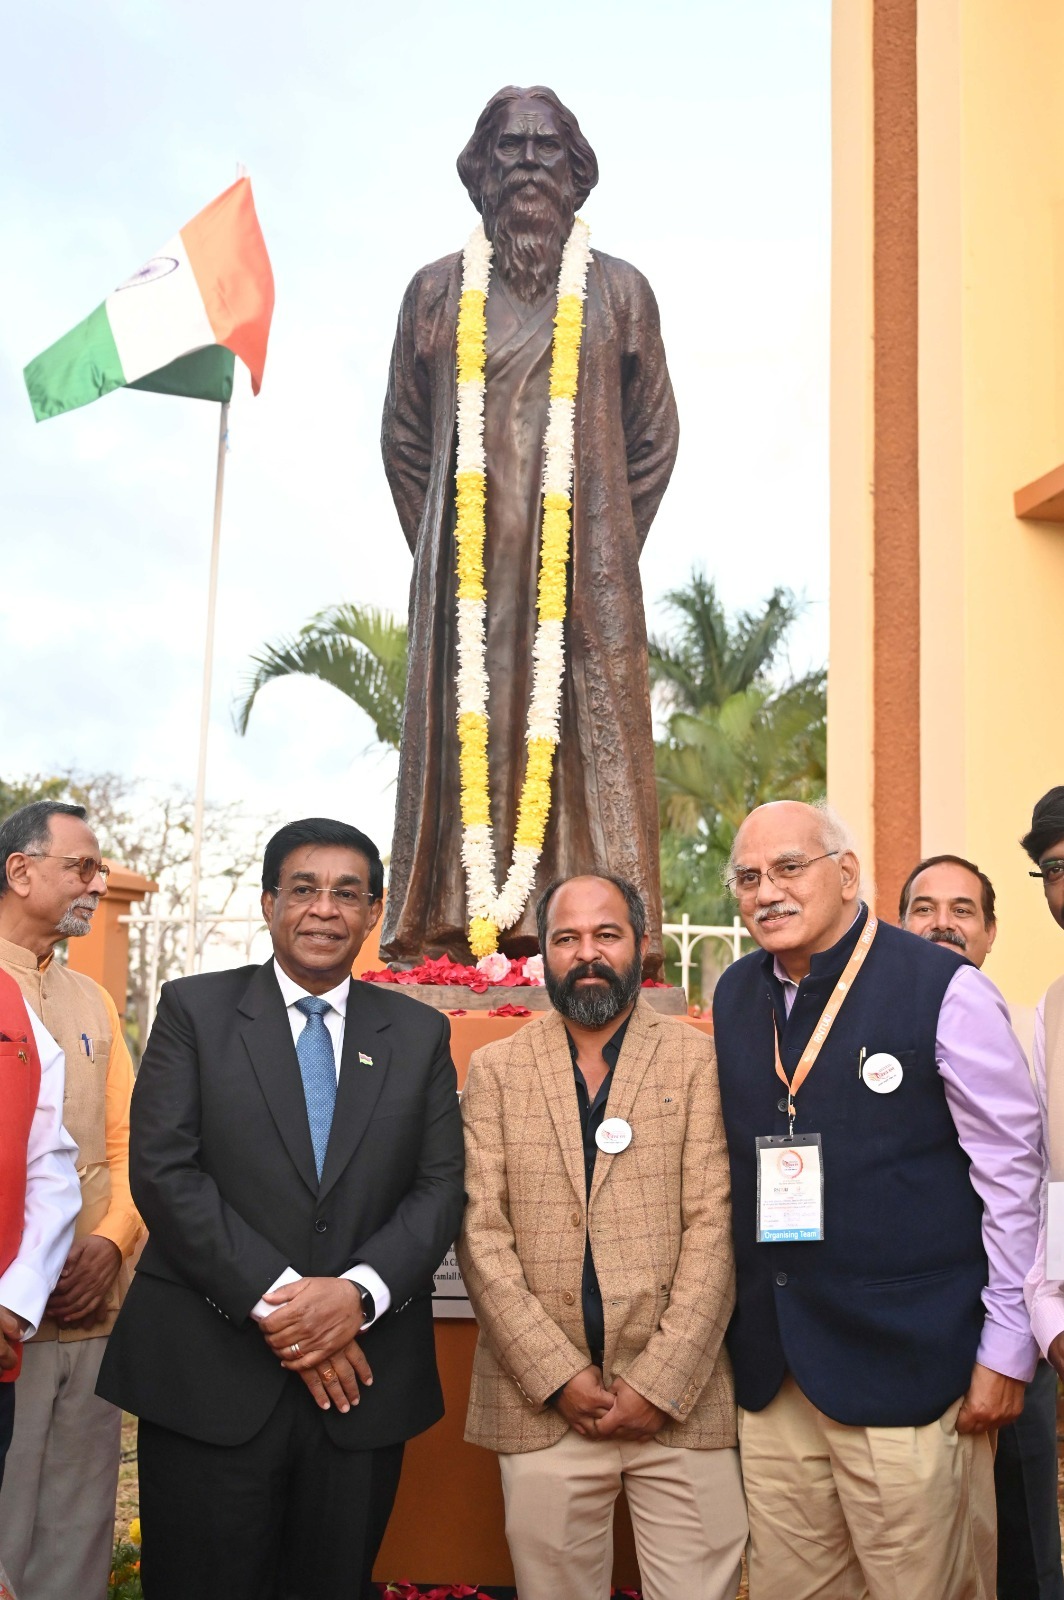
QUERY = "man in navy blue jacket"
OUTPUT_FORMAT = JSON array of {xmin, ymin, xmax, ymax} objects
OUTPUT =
[{"xmin": 714, "ymin": 801, "xmax": 1042, "ymax": 1600}]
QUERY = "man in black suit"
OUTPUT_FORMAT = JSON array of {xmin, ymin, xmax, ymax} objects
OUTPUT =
[{"xmin": 97, "ymin": 818, "xmax": 465, "ymax": 1600}]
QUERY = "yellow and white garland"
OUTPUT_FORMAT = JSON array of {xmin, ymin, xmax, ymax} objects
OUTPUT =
[{"xmin": 453, "ymin": 217, "xmax": 592, "ymax": 957}]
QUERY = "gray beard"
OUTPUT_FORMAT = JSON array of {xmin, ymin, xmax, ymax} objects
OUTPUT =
[{"xmin": 58, "ymin": 901, "xmax": 97, "ymax": 938}]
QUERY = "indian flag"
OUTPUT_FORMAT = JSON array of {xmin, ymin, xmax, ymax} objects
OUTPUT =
[{"xmin": 24, "ymin": 177, "xmax": 274, "ymax": 422}]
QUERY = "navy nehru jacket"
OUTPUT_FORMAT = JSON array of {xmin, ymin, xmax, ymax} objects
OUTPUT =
[{"xmin": 713, "ymin": 905, "xmax": 986, "ymax": 1429}]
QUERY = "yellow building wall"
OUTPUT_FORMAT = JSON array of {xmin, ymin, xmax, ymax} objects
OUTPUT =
[
  {"xmin": 832, "ymin": 0, "xmax": 1064, "ymax": 1007},
  {"xmin": 918, "ymin": 0, "xmax": 1064, "ymax": 1006}
]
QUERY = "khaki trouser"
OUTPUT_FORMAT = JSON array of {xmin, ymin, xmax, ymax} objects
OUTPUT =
[
  {"xmin": 499, "ymin": 1429, "xmax": 748, "ymax": 1600},
  {"xmin": 0, "ymin": 1338, "xmax": 121, "ymax": 1600},
  {"xmin": 739, "ymin": 1375, "xmax": 996, "ymax": 1600}
]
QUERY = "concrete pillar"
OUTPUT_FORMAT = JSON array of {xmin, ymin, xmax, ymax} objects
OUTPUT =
[{"xmin": 66, "ymin": 862, "xmax": 157, "ymax": 1016}]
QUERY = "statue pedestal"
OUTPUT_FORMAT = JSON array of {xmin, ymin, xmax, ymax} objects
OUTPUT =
[
  {"xmin": 373, "ymin": 982, "xmax": 690, "ymax": 1015},
  {"xmin": 373, "ymin": 1006, "xmax": 714, "ymax": 1588}
]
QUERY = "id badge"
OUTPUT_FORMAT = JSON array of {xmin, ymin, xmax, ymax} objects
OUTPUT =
[{"xmin": 756, "ymin": 1134, "xmax": 825, "ymax": 1243}]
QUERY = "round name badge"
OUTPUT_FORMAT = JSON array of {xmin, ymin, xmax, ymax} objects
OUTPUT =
[
  {"xmin": 596, "ymin": 1117, "xmax": 633, "ymax": 1154},
  {"xmin": 862, "ymin": 1053, "xmax": 904, "ymax": 1094}
]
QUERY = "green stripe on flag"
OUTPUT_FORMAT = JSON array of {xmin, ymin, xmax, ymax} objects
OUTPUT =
[
  {"xmin": 24, "ymin": 303, "xmax": 126, "ymax": 422},
  {"xmin": 130, "ymin": 346, "xmax": 235, "ymax": 402}
]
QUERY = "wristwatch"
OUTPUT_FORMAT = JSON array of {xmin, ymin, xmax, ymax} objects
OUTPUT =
[{"xmin": 357, "ymin": 1284, "xmax": 375, "ymax": 1325}]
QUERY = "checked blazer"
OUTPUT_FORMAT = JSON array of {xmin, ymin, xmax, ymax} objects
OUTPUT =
[{"xmin": 457, "ymin": 999, "xmax": 736, "ymax": 1454}]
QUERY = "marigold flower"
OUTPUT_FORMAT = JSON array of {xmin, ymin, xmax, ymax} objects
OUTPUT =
[{"xmin": 454, "ymin": 220, "xmax": 590, "ymax": 949}]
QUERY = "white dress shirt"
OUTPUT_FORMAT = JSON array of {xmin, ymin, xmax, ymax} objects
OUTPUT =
[
  {"xmin": 249, "ymin": 961, "xmax": 390, "ymax": 1328},
  {"xmin": 0, "ymin": 1010, "xmax": 80, "ymax": 1337}
]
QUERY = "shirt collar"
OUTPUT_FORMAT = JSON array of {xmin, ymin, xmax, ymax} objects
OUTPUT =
[
  {"xmin": 272, "ymin": 957, "xmax": 350, "ymax": 1017},
  {"xmin": 768, "ymin": 903, "xmax": 867, "ymax": 989},
  {"xmin": 564, "ymin": 1010, "xmax": 633, "ymax": 1070}
]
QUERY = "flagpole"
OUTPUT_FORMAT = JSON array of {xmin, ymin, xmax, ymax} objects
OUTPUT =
[{"xmin": 184, "ymin": 399, "xmax": 229, "ymax": 975}]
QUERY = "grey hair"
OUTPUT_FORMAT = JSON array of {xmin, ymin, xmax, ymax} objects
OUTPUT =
[
  {"xmin": 0, "ymin": 801, "xmax": 87, "ymax": 897},
  {"xmin": 812, "ymin": 802, "xmax": 858, "ymax": 860},
  {"xmin": 724, "ymin": 800, "xmax": 861, "ymax": 882}
]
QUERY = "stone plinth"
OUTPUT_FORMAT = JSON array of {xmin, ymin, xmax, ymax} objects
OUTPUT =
[{"xmin": 368, "ymin": 982, "xmax": 689, "ymax": 1015}]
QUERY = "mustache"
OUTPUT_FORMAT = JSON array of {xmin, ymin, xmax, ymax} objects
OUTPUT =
[
  {"xmin": 926, "ymin": 927, "xmax": 967, "ymax": 950},
  {"xmin": 562, "ymin": 959, "xmax": 623, "ymax": 993},
  {"xmin": 754, "ymin": 903, "xmax": 801, "ymax": 923},
  {"xmin": 503, "ymin": 167, "xmax": 557, "ymax": 194},
  {"xmin": 483, "ymin": 163, "xmax": 574, "ymax": 229}
]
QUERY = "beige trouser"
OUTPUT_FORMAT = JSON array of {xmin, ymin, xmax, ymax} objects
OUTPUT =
[
  {"xmin": 0, "ymin": 1338, "xmax": 122, "ymax": 1600},
  {"xmin": 739, "ymin": 1375, "xmax": 996, "ymax": 1600},
  {"xmin": 499, "ymin": 1429, "xmax": 748, "ymax": 1600}
]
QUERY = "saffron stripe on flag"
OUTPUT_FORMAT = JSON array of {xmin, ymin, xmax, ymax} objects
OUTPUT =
[{"xmin": 181, "ymin": 179, "xmax": 273, "ymax": 395}]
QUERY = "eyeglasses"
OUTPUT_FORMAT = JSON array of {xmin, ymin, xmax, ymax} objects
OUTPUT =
[
  {"xmin": 272, "ymin": 883, "xmax": 376, "ymax": 910},
  {"xmin": 727, "ymin": 851, "xmax": 839, "ymax": 899},
  {"xmin": 25, "ymin": 853, "xmax": 110, "ymax": 884},
  {"xmin": 1030, "ymin": 860, "xmax": 1064, "ymax": 885}
]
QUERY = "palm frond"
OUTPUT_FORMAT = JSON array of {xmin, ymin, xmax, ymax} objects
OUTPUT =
[
  {"xmin": 649, "ymin": 570, "xmax": 802, "ymax": 712},
  {"xmin": 234, "ymin": 604, "xmax": 409, "ymax": 751}
]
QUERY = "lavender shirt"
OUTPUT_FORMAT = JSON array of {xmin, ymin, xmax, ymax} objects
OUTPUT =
[{"xmin": 774, "ymin": 953, "xmax": 1042, "ymax": 1382}]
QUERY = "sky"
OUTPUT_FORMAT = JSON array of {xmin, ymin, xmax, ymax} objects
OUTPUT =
[{"xmin": 0, "ymin": 0, "xmax": 830, "ymax": 884}]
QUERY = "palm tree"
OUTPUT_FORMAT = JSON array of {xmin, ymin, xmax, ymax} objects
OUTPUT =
[
  {"xmin": 234, "ymin": 604, "xmax": 409, "ymax": 752},
  {"xmin": 656, "ymin": 678, "xmax": 827, "ymax": 841},
  {"xmin": 650, "ymin": 573, "xmax": 826, "ymax": 997},
  {"xmin": 648, "ymin": 572, "xmax": 801, "ymax": 714}
]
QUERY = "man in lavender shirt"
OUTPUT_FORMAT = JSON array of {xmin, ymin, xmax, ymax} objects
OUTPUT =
[
  {"xmin": 901, "ymin": 852, "xmax": 1063, "ymax": 1600},
  {"xmin": 714, "ymin": 801, "xmax": 1043, "ymax": 1600}
]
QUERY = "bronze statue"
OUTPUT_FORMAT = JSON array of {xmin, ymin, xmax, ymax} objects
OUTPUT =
[{"xmin": 380, "ymin": 85, "xmax": 679, "ymax": 972}]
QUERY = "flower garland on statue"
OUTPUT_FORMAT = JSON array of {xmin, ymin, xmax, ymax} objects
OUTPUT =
[{"xmin": 453, "ymin": 216, "xmax": 592, "ymax": 958}]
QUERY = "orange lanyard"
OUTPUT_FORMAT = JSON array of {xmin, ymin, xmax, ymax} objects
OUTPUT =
[{"xmin": 773, "ymin": 915, "xmax": 878, "ymax": 1134}]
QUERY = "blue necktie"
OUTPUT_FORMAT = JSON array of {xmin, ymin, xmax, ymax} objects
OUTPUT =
[{"xmin": 295, "ymin": 996, "xmax": 336, "ymax": 1181}]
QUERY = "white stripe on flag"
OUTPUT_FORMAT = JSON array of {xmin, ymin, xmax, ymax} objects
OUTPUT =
[{"xmin": 105, "ymin": 233, "xmax": 215, "ymax": 384}]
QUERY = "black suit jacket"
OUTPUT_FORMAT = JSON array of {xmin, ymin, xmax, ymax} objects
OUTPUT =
[{"xmin": 97, "ymin": 962, "xmax": 465, "ymax": 1449}]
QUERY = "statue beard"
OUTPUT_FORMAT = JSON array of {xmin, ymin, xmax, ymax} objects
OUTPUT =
[{"xmin": 481, "ymin": 168, "xmax": 577, "ymax": 304}]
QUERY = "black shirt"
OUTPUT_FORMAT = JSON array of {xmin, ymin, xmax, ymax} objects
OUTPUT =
[{"xmin": 565, "ymin": 1014, "xmax": 632, "ymax": 1367}]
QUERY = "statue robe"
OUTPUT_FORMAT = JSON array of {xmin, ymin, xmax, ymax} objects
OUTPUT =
[{"xmin": 380, "ymin": 247, "xmax": 679, "ymax": 970}]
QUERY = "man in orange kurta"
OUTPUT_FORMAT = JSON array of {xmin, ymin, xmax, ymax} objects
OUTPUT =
[{"xmin": 0, "ymin": 801, "xmax": 142, "ymax": 1600}]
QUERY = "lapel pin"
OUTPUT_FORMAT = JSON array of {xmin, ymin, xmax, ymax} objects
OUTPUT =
[
  {"xmin": 358, "ymin": 1051, "xmax": 374, "ymax": 1066},
  {"xmin": 862, "ymin": 1052, "xmax": 903, "ymax": 1094},
  {"xmin": 596, "ymin": 1117, "xmax": 633, "ymax": 1154}
]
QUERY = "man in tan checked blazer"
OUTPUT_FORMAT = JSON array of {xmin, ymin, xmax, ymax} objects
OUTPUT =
[{"xmin": 457, "ymin": 874, "xmax": 746, "ymax": 1600}]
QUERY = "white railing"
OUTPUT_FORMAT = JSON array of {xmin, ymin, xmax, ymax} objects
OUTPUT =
[{"xmin": 661, "ymin": 915, "xmax": 752, "ymax": 998}]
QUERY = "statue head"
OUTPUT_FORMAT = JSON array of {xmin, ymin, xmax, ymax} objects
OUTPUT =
[{"xmin": 457, "ymin": 86, "xmax": 599, "ymax": 303}]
